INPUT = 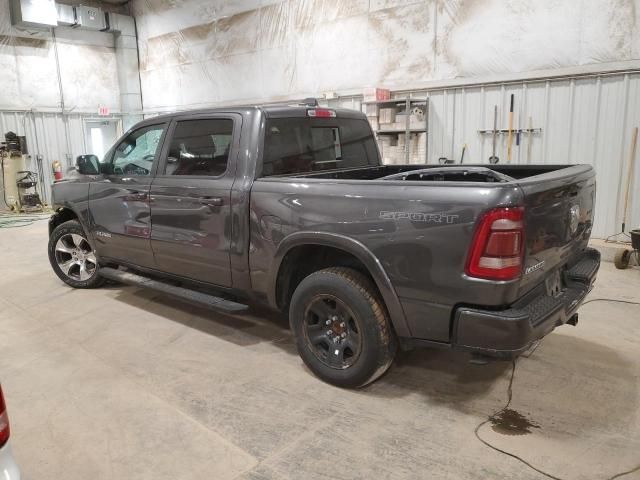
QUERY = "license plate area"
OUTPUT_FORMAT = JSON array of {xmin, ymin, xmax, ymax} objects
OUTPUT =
[{"xmin": 545, "ymin": 270, "xmax": 564, "ymax": 297}]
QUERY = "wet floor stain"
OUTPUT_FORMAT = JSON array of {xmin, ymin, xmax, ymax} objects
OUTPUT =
[{"xmin": 491, "ymin": 408, "xmax": 540, "ymax": 436}]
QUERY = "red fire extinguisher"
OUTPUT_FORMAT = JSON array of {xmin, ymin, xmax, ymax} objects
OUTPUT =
[{"xmin": 52, "ymin": 160, "xmax": 63, "ymax": 181}]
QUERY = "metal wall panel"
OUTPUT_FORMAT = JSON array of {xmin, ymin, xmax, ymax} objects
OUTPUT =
[
  {"xmin": 1, "ymin": 111, "xmax": 122, "ymax": 207},
  {"xmin": 3, "ymin": 71, "xmax": 639, "ymax": 238},
  {"xmin": 329, "ymin": 72, "xmax": 637, "ymax": 238},
  {"xmin": 415, "ymin": 72, "xmax": 640, "ymax": 238}
]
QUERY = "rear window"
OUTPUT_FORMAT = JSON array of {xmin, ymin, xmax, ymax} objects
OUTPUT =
[{"xmin": 262, "ymin": 117, "xmax": 379, "ymax": 176}]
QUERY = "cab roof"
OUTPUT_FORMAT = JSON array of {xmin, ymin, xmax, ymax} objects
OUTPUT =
[{"xmin": 139, "ymin": 104, "xmax": 365, "ymax": 125}]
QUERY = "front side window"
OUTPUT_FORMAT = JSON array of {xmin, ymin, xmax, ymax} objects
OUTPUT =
[
  {"xmin": 108, "ymin": 125, "xmax": 165, "ymax": 176},
  {"xmin": 164, "ymin": 118, "xmax": 234, "ymax": 176},
  {"xmin": 262, "ymin": 117, "xmax": 378, "ymax": 177}
]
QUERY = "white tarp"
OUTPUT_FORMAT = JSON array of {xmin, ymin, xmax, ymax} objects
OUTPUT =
[
  {"xmin": 133, "ymin": 0, "xmax": 640, "ymax": 111},
  {"xmin": 0, "ymin": 0, "xmax": 121, "ymax": 111}
]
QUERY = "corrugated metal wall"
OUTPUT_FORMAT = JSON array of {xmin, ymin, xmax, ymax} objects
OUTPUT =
[
  {"xmin": 0, "ymin": 111, "xmax": 122, "ymax": 206},
  {"xmin": 3, "ymin": 71, "xmax": 638, "ymax": 239},
  {"xmin": 329, "ymin": 71, "xmax": 640, "ymax": 239},
  {"xmin": 424, "ymin": 72, "xmax": 640, "ymax": 239}
]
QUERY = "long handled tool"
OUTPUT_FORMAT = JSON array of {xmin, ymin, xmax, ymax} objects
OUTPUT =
[
  {"xmin": 527, "ymin": 116, "xmax": 533, "ymax": 163},
  {"xmin": 460, "ymin": 143, "xmax": 467, "ymax": 163},
  {"xmin": 622, "ymin": 127, "xmax": 638, "ymax": 233},
  {"xmin": 489, "ymin": 105, "xmax": 499, "ymax": 164},
  {"xmin": 507, "ymin": 94, "xmax": 514, "ymax": 163}
]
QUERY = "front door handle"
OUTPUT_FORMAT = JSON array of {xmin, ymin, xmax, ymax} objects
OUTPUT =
[{"xmin": 200, "ymin": 197, "xmax": 224, "ymax": 207}]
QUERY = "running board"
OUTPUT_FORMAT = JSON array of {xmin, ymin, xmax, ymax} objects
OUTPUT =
[{"xmin": 98, "ymin": 267, "xmax": 248, "ymax": 313}]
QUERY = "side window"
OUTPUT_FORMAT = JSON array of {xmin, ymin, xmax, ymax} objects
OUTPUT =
[
  {"xmin": 108, "ymin": 125, "xmax": 165, "ymax": 176},
  {"xmin": 164, "ymin": 118, "xmax": 233, "ymax": 176},
  {"xmin": 262, "ymin": 118, "xmax": 377, "ymax": 177}
]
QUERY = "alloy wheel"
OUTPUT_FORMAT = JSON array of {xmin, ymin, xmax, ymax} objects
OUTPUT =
[{"xmin": 54, "ymin": 233, "xmax": 98, "ymax": 281}]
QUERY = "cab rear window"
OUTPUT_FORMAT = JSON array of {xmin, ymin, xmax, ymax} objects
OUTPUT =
[{"xmin": 262, "ymin": 117, "xmax": 378, "ymax": 176}]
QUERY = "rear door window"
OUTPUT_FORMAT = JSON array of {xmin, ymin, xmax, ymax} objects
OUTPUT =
[
  {"xmin": 164, "ymin": 118, "xmax": 234, "ymax": 176},
  {"xmin": 262, "ymin": 117, "xmax": 378, "ymax": 176}
]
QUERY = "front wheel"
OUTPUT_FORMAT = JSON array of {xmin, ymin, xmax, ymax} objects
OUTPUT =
[
  {"xmin": 48, "ymin": 220, "xmax": 105, "ymax": 288},
  {"xmin": 290, "ymin": 267, "xmax": 397, "ymax": 388}
]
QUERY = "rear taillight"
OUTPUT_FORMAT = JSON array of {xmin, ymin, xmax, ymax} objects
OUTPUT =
[
  {"xmin": 466, "ymin": 207, "xmax": 525, "ymax": 281},
  {"xmin": 0, "ymin": 385, "xmax": 9, "ymax": 448}
]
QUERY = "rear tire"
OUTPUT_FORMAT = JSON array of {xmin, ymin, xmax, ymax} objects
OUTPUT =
[
  {"xmin": 289, "ymin": 267, "xmax": 397, "ymax": 388},
  {"xmin": 614, "ymin": 249, "xmax": 631, "ymax": 270},
  {"xmin": 48, "ymin": 220, "xmax": 105, "ymax": 289}
]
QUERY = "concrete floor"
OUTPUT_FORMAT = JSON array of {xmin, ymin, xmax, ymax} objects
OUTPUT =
[{"xmin": 1, "ymin": 221, "xmax": 639, "ymax": 480}]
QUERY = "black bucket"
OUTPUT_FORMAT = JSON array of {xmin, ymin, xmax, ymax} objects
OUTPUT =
[{"xmin": 631, "ymin": 229, "xmax": 640, "ymax": 250}]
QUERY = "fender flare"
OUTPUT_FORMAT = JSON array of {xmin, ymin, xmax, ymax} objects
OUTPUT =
[
  {"xmin": 268, "ymin": 231, "xmax": 411, "ymax": 337},
  {"xmin": 49, "ymin": 206, "xmax": 96, "ymax": 251}
]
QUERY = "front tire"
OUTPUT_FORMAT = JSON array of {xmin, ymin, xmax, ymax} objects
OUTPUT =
[
  {"xmin": 48, "ymin": 220, "xmax": 105, "ymax": 288},
  {"xmin": 290, "ymin": 267, "xmax": 397, "ymax": 388}
]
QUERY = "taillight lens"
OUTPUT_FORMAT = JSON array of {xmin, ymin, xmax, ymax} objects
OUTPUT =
[
  {"xmin": 0, "ymin": 385, "xmax": 9, "ymax": 448},
  {"xmin": 466, "ymin": 207, "xmax": 525, "ymax": 280}
]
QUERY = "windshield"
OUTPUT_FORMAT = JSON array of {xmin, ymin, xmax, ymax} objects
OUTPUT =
[{"xmin": 262, "ymin": 117, "xmax": 379, "ymax": 176}]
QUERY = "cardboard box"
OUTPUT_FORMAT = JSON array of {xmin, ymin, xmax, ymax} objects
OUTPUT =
[
  {"xmin": 379, "ymin": 108, "xmax": 397, "ymax": 124},
  {"xmin": 363, "ymin": 103, "xmax": 379, "ymax": 117},
  {"xmin": 363, "ymin": 87, "xmax": 391, "ymax": 102}
]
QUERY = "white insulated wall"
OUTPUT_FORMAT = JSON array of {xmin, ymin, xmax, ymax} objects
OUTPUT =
[{"xmin": 134, "ymin": 0, "xmax": 640, "ymax": 110}]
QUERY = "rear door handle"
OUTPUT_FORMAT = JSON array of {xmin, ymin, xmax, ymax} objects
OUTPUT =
[
  {"xmin": 200, "ymin": 197, "xmax": 224, "ymax": 207},
  {"xmin": 127, "ymin": 191, "xmax": 148, "ymax": 201}
]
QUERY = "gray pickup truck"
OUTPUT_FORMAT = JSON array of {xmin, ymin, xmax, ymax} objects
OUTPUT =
[{"xmin": 48, "ymin": 104, "xmax": 600, "ymax": 387}]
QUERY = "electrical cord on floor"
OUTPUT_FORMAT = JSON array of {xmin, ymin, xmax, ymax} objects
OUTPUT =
[
  {"xmin": 582, "ymin": 298, "xmax": 640, "ymax": 307},
  {"xmin": 0, "ymin": 213, "xmax": 49, "ymax": 228},
  {"xmin": 474, "ymin": 360, "xmax": 565, "ymax": 480},
  {"xmin": 474, "ymin": 298, "xmax": 640, "ymax": 480}
]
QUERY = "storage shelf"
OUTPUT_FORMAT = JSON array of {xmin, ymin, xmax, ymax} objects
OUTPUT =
[
  {"xmin": 362, "ymin": 98, "xmax": 427, "ymax": 106},
  {"xmin": 376, "ymin": 128, "xmax": 427, "ymax": 135},
  {"xmin": 363, "ymin": 96, "xmax": 429, "ymax": 164}
]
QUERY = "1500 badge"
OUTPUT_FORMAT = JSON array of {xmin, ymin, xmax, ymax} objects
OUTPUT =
[{"xmin": 380, "ymin": 211, "xmax": 459, "ymax": 224}]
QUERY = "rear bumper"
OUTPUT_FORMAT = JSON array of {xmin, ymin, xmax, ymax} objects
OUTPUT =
[{"xmin": 453, "ymin": 248, "xmax": 600, "ymax": 358}]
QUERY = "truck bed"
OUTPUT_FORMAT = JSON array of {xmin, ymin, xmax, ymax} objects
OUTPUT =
[{"xmin": 282, "ymin": 163, "xmax": 572, "ymax": 182}]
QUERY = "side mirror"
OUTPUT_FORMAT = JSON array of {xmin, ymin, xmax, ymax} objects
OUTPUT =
[{"xmin": 76, "ymin": 155, "xmax": 100, "ymax": 175}]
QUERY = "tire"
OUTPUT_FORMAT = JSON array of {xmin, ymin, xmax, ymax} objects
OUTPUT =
[
  {"xmin": 614, "ymin": 249, "xmax": 631, "ymax": 270},
  {"xmin": 48, "ymin": 220, "xmax": 105, "ymax": 288},
  {"xmin": 289, "ymin": 267, "xmax": 397, "ymax": 388}
]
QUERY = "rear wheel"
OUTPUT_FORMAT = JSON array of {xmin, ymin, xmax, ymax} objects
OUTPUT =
[
  {"xmin": 614, "ymin": 248, "xmax": 631, "ymax": 270},
  {"xmin": 48, "ymin": 220, "xmax": 105, "ymax": 288},
  {"xmin": 290, "ymin": 267, "xmax": 397, "ymax": 388}
]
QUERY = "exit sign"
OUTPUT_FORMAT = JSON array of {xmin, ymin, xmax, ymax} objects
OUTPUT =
[{"xmin": 98, "ymin": 105, "xmax": 109, "ymax": 116}]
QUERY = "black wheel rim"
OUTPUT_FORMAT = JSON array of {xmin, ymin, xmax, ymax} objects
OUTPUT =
[{"xmin": 302, "ymin": 294, "xmax": 362, "ymax": 370}]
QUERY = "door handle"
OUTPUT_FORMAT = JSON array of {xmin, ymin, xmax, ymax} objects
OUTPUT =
[
  {"xmin": 126, "ymin": 191, "xmax": 148, "ymax": 201},
  {"xmin": 133, "ymin": 192, "xmax": 148, "ymax": 200},
  {"xmin": 200, "ymin": 197, "xmax": 224, "ymax": 207}
]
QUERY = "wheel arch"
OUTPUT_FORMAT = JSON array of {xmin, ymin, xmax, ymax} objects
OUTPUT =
[
  {"xmin": 48, "ymin": 207, "xmax": 96, "ymax": 250},
  {"xmin": 268, "ymin": 232, "xmax": 410, "ymax": 337}
]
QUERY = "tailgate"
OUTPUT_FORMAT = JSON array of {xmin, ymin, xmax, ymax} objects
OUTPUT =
[{"xmin": 517, "ymin": 165, "xmax": 596, "ymax": 296}]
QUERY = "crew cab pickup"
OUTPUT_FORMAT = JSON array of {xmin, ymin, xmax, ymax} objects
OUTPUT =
[{"xmin": 48, "ymin": 105, "xmax": 599, "ymax": 387}]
